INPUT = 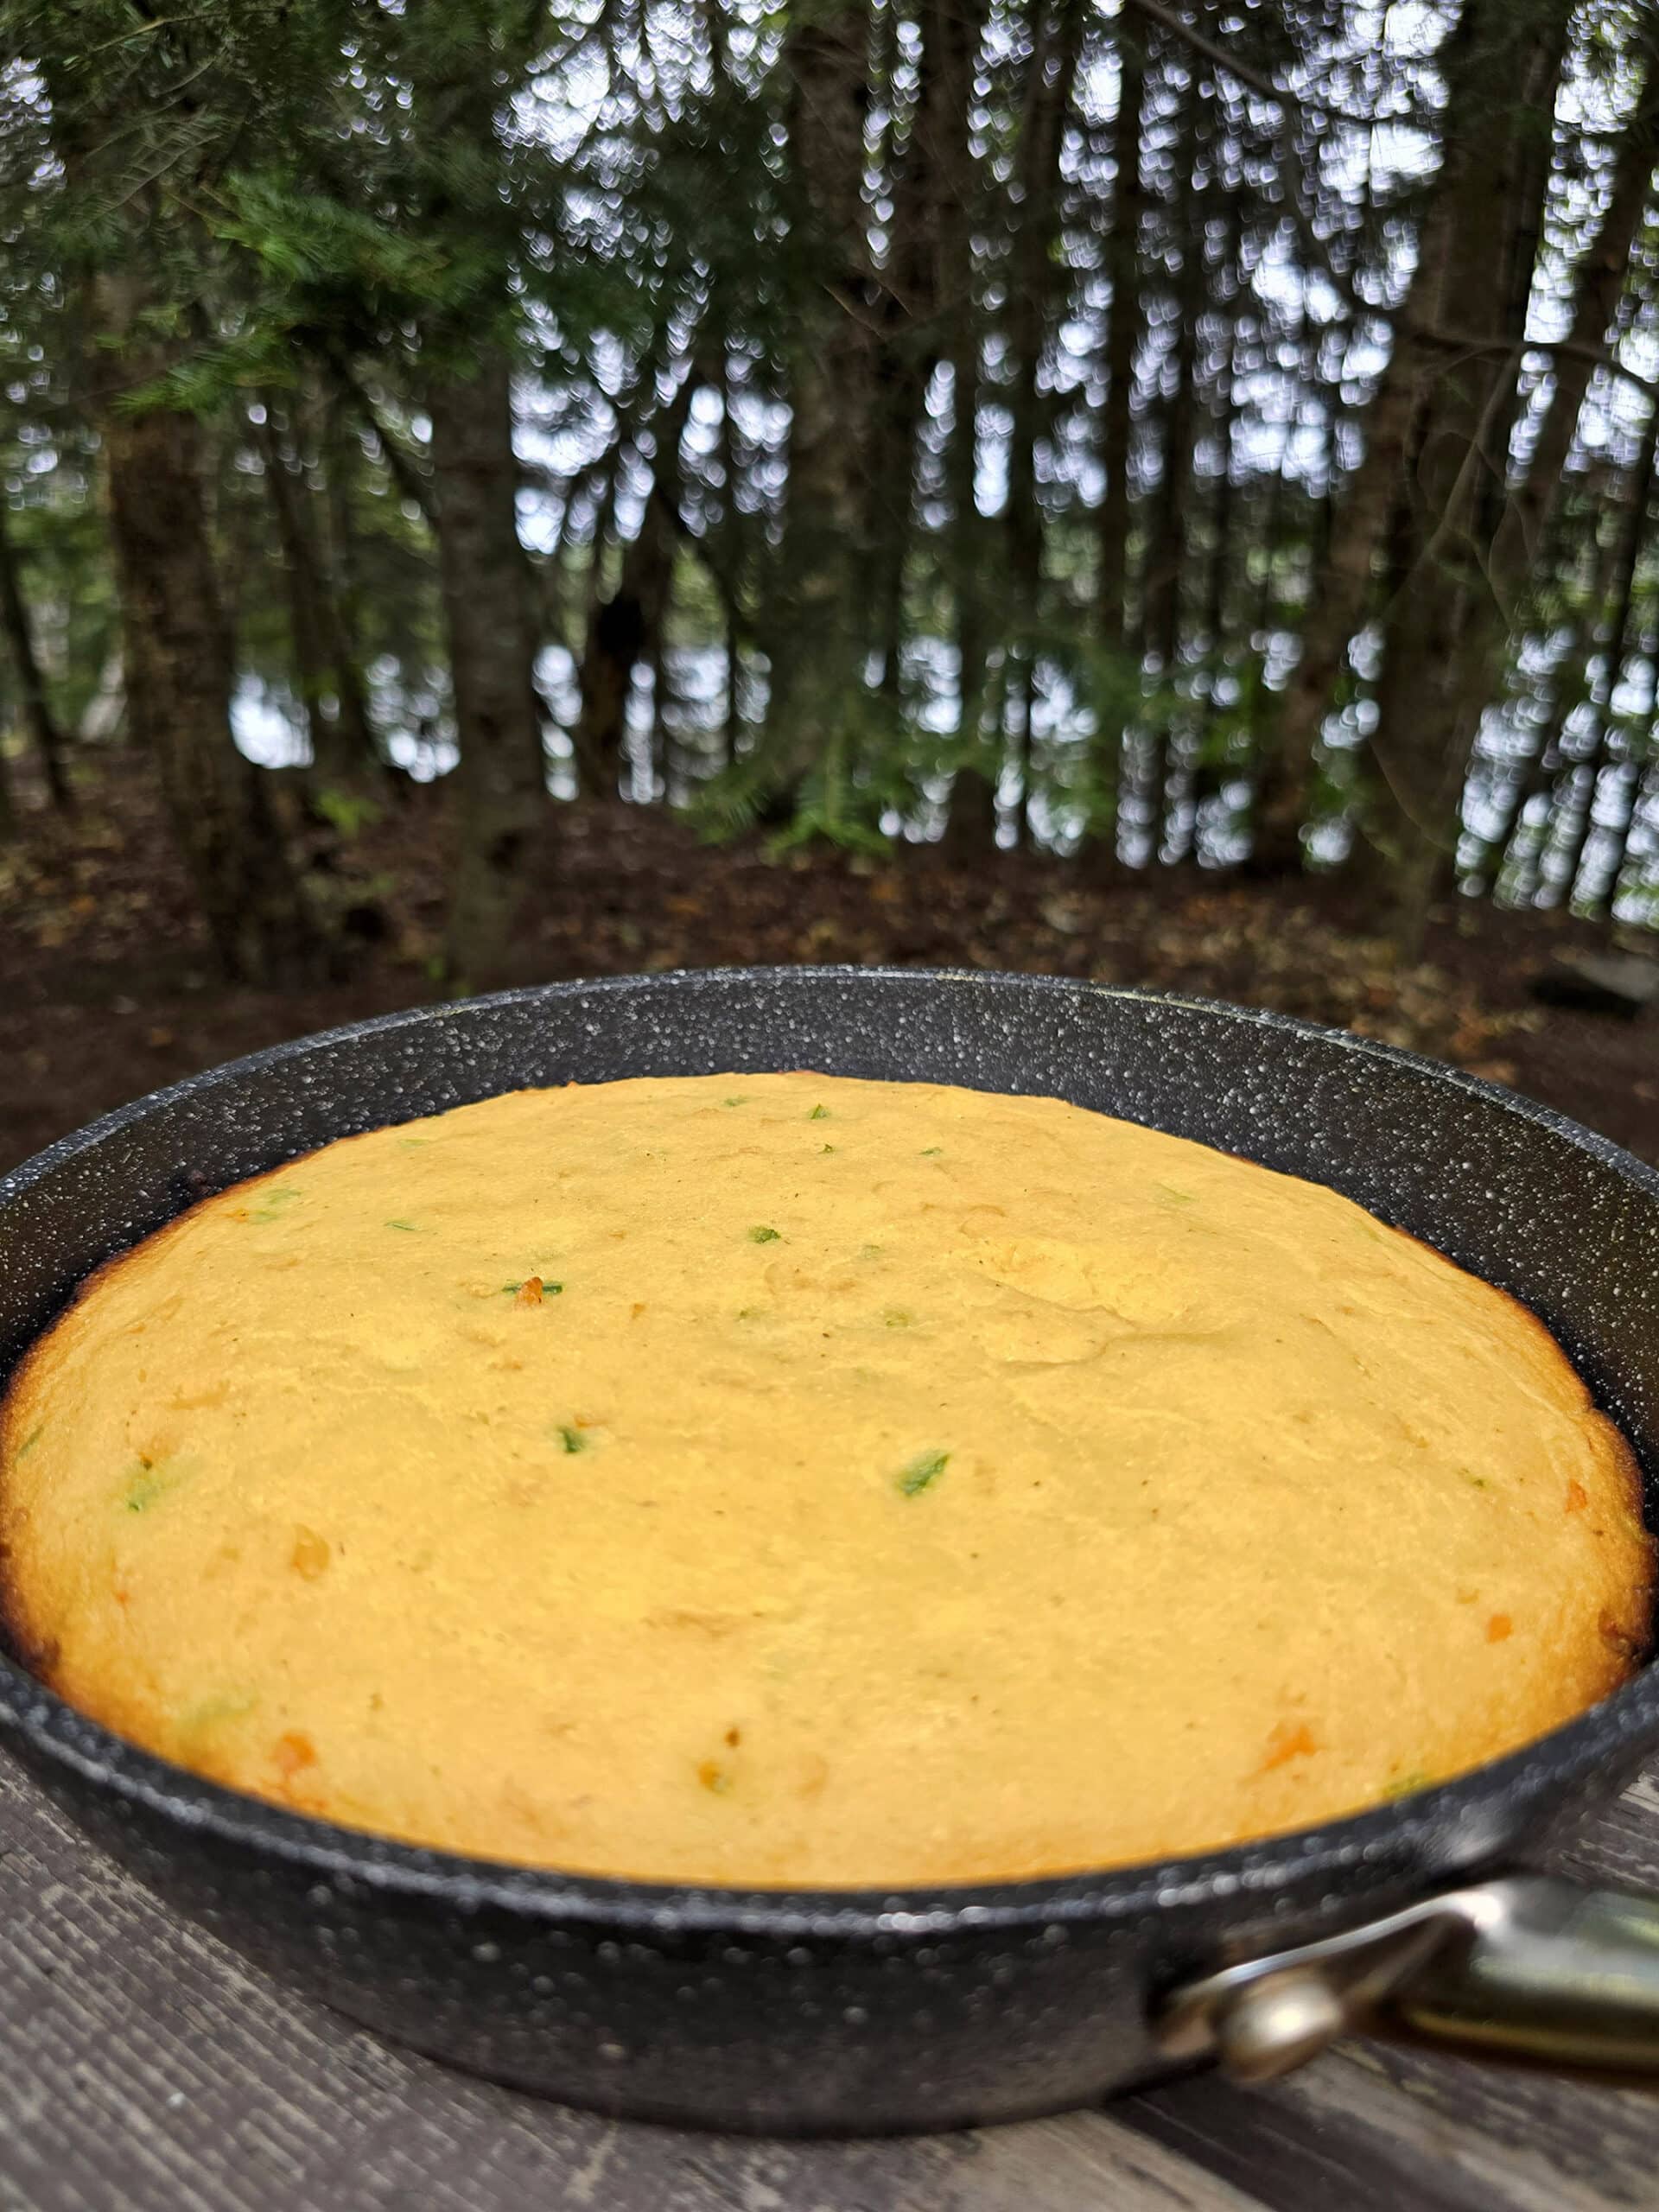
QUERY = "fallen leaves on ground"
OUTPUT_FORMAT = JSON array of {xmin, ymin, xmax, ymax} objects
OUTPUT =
[{"xmin": 1, "ymin": 760, "xmax": 1652, "ymax": 1174}]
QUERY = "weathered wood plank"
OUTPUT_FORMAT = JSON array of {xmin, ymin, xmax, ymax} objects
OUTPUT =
[{"xmin": 5, "ymin": 1748, "xmax": 1659, "ymax": 2210}]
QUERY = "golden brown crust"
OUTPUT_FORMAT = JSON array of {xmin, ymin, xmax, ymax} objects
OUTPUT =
[
  {"xmin": 0, "ymin": 1156, "xmax": 319, "ymax": 1681},
  {"xmin": 1369, "ymin": 1210, "xmax": 1653, "ymax": 1681}
]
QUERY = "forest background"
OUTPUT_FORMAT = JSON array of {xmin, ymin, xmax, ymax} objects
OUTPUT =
[{"xmin": 2, "ymin": 0, "xmax": 1656, "ymax": 1170}]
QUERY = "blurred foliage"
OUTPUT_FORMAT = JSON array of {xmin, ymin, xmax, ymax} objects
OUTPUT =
[{"xmin": 0, "ymin": 0, "xmax": 1656, "ymax": 940}]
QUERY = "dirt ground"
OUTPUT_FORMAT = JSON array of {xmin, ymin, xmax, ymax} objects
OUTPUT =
[{"xmin": 2, "ymin": 753, "xmax": 1656, "ymax": 1174}]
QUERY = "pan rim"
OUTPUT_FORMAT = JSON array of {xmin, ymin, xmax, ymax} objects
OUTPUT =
[{"xmin": 2, "ymin": 964, "xmax": 1656, "ymax": 1941}]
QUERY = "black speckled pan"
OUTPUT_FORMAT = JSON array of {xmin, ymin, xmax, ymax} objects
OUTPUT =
[{"xmin": 3, "ymin": 969, "xmax": 1659, "ymax": 2133}]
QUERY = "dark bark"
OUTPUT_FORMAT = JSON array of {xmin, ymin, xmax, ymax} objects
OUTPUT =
[
  {"xmin": 945, "ymin": 763, "xmax": 1001, "ymax": 855},
  {"xmin": 1141, "ymin": 98, "xmax": 1203, "ymax": 674},
  {"xmin": 933, "ymin": 0, "xmax": 993, "ymax": 849},
  {"xmin": 1479, "ymin": 501, "xmax": 1620, "ymax": 898},
  {"xmin": 576, "ymin": 588, "xmax": 645, "ymax": 791},
  {"xmin": 1402, "ymin": 9, "xmax": 1577, "ymax": 885},
  {"xmin": 1250, "ymin": 0, "xmax": 1541, "ymax": 881},
  {"xmin": 0, "ymin": 495, "xmax": 71, "ymax": 811},
  {"xmin": 255, "ymin": 403, "xmax": 348, "ymax": 782},
  {"xmin": 430, "ymin": 355, "xmax": 548, "ymax": 985},
  {"xmin": 566, "ymin": 333, "xmax": 682, "ymax": 794},
  {"xmin": 1088, "ymin": 30, "xmax": 1149, "ymax": 863},
  {"xmin": 721, "ymin": 607, "xmax": 742, "ymax": 770},
  {"xmin": 1249, "ymin": 316, "xmax": 1434, "ymax": 875},
  {"xmin": 1002, "ymin": 0, "xmax": 1087, "ymax": 842},
  {"xmin": 1250, "ymin": 466, "xmax": 1287, "ymax": 645},
  {"xmin": 1189, "ymin": 175, "xmax": 1243, "ymax": 849},
  {"xmin": 1417, "ymin": 74, "xmax": 1659, "ymax": 878},
  {"xmin": 1488, "ymin": 87, "xmax": 1659, "ymax": 600},
  {"xmin": 765, "ymin": 0, "xmax": 878, "ymax": 805},
  {"xmin": 868, "ymin": 0, "xmax": 944, "ymax": 733},
  {"xmin": 94, "ymin": 304, "xmax": 321, "ymax": 982},
  {"xmin": 33, "ymin": 22, "xmax": 317, "ymax": 972},
  {"xmin": 583, "ymin": 444, "xmax": 626, "ymax": 644},
  {"xmin": 575, "ymin": 368, "xmax": 697, "ymax": 790},
  {"xmin": 1139, "ymin": 71, "xmax": 1205, "ymax": 857},
  {"xmin": 645, "ymin": 617, "xmax": 671, "ymax": 798},
  {"xmin": 1357, "ymin": 3, "xmax": 1567, "ymax": 952},
  {"xmin": 252, "ymin": 393, "xmax": 378, "ymax": 791},
  {"xmin": 714, "ymin": 347, "xmax": 744, "ymax": 770},
  {"xmin": 317, "ymin": 399, "xmax": 378, "ymax": 774},
  {"xmin": 1096, "ymin": 35, "xmax": 1147, "ymax": 653},
  {"xmin": 1204, "ymin": 303, "xmax": 1239, "ymax": 664},
  {"xmin": 1553, "ymin": 405, "xmax": 1657, "ymax": 906}
]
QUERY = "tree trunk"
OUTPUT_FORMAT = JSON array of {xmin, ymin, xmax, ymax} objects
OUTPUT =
[
  {"xmin": 1417, "ymin": 68, "xmax": 1658, "ymax": 856},
  {"xmin": 92, "ymin": 280, "xmax": 321, "ymax": 982},
  {"xmin": 1139, "ymin": 69, "xmax": 1204, "ymax": 859},
  {"xmin": 318, "ymin": 397, "xmax": 379, "ymax": 775},
  {"xmin": 868, "ymin": 0, "xmax": 947, "ymax": 741},
  {"xmin": 1087, "ymin": 29, "xmax": 1148, "ymax": 864},
  {"xmin": 0, "ymin": 498, "xmax": 72, "ymax": 811},
  {"xmin": 1001, "ymin": 0, "xmax": 1087, "ymax": 843},
  {"xmin": 1489, "ymin": 89, "xmax": 1659, "ymax": 599},
  {"xmin": 645, "ymin": 614, "xmax": 671, "ymax": 800},
  {"xmin": 1357, "ymin": 4, "xmax": 1567, "ymax": 950},
  {"xmin": 765, "ymin": 0, "xmax": 878, "ymax": 812},
  {"xmin": 1250, "ymin": 321, "xmax": 1432, "ymax": 874},
  {"xmin": 1096, "ymin": 34, "xmax": 1147, "ymax": 656},
  {"xmin": 575, "ymin": 367, "xmax": 696, "ymax": 791},
  {"xmin": 255, "ymin": 403, "xmax": 349, "ymax": 783},
  {"xmin": 1475, "ymin": 496, "xmax": 1617, "ymax": 899},
  {"xmin": 932, "ymin": 0, "xmax": 993, "ymax": 851},
  {"xmin": 1553, "ymin": 402, "xmax": 1657, "ymax": 906},
  {"xmin": 1235, "ymin": 461, "xmax": 1290, "ymax": 785},
  {"xmin": 1249, "ymin": 0, "xmax": 1541, "ymax": 880},
  {"xmin": 868, "ymin": 313, "xmax": 925, "ymax": 751},
  {"xmin": 1140, "ymin": 92, "xmax": 1202, "ymax": 674},
  {"xmin": 721, "ymin": 603, "xmax": 742, "ymax": 771},
  {"xmin": 945, "ymin": 763, "xmax": 1000, "ymax": 856},
  {"xmin": 104, "ymin": 397, "xmax": 320, "ymax": 978},
  {"xmin": 715, "ymin": 346, "xmax": 744, "ymax": 770},
  {"xmin": 1381, "ymin": 5, "xmax": 1574, "ymax": 902},
  {"xmin": 1189, "ymin": 170, "xmax": 1243, "ymax": 855},
  {"xmin": 430, "ymin": 355, "xmax": 548, "ymax": 985}
]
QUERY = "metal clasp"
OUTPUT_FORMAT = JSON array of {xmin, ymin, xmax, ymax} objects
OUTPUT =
[{"xmin": 1158, "ymin": 1885, "xmax": 1511, "ymax": 2082}]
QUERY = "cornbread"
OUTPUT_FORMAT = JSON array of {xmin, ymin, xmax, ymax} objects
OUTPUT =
[{"xmin": 0, "ymin": 1072, "xmax": 1649, "ymax": 1885}]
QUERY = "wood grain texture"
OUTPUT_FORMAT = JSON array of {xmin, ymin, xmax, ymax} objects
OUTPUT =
[{"xmin": 3, "ymin": 1756, "xmax": 1659, "ymax": 2211}]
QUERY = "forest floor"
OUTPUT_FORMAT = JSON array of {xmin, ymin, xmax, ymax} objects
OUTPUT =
[{"xmin": 2, "ymin": 751, "xmax": 1656, "ymax": 1173}]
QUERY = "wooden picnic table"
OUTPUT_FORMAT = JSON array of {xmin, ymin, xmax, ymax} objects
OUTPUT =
[{"xmin": 5, "ymin": 1750, "xmax": 1659, "ymax": 2211}]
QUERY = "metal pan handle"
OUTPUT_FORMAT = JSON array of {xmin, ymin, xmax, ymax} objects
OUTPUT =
[{"xmin": 1157, "ymin": 1875, "xmax": 1659, "ymax": 2083}]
